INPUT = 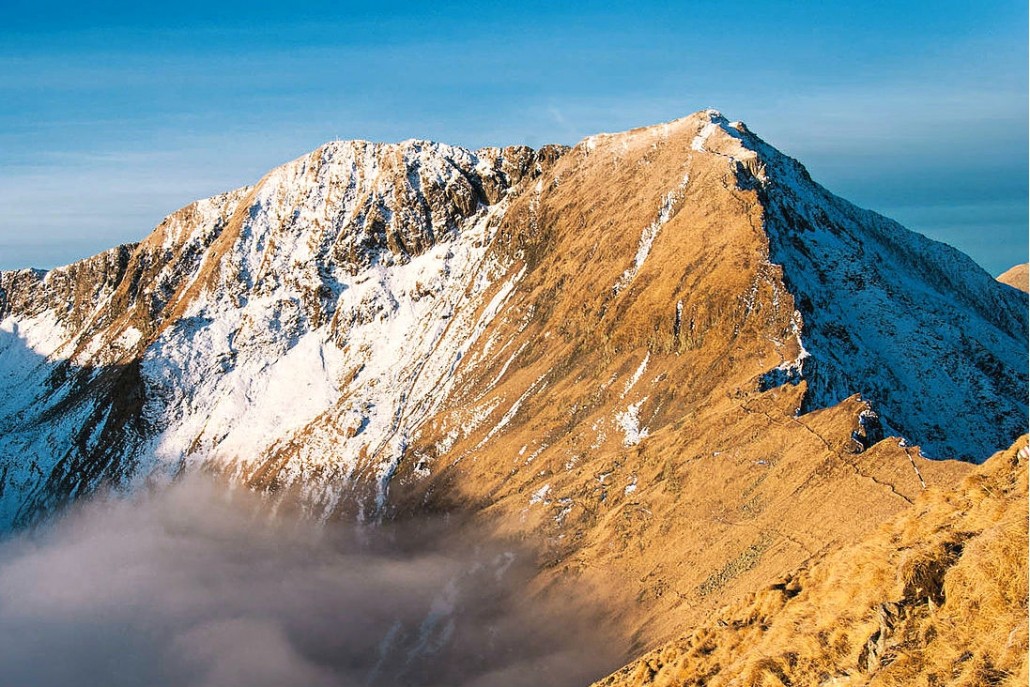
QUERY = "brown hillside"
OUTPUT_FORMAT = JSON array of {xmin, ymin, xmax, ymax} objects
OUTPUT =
[
  {"xmin": 593, "ymin": 436, "xmax": 1029, "ymax": 687},
  {"xmin": 376, "ymin": 115, "xmax": 971, "ymax": 650},
  {"xmin": 166, "ymin": 113, "xmax": 975, "ymax": 653},
  {"xmin": 998, "ymin": 263, "xmax": 1029, "ymax": 293}
]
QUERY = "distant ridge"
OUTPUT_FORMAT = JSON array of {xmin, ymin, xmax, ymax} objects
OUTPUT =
[{"xmin": 999, "ymin": 263, "xmax": 1029, "ymax": 292}]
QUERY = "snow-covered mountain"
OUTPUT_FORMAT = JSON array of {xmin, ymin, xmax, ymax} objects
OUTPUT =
[
  {"xmin": 0, "ymin": 111, "xmax": 1025, "ymax": 533},
  {"xmin": 0, "ymin": 139, "xmax": 565, "ymax": 525}
]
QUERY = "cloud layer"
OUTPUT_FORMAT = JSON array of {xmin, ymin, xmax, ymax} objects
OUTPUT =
[{"xmin": 0, "ymin": 478, "xmax": 621, "ymax": 686}]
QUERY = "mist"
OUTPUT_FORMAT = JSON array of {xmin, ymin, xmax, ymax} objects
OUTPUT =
[{"xmin": 0, "ymin": 478, "xmax": 623, "ymax": 687}]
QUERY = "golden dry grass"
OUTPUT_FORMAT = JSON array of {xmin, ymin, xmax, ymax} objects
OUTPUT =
[
  {"xmin": 382, "ymin": 114, "xmax": 969, "ymax": 650},
  {"xmin": 593, "ymin": 436, "xmax": 1029, "ymax": 687},
  {"xmin": 998, "ymin": 264, "xmax": 1028, "ymax": 293}
]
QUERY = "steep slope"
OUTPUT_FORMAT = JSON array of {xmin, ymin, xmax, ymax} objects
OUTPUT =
[
  {"xmin": 593, "ymin": 437, "xmax": 1029, "ymax": 687},
  {"xmin": 381, "ymin": 113, "xmax": 1011, "ymax": 646},
  {"xmin": 744, "ymin": 125, "xmax": 1026, "ymax": 461},
  {"xmin": 998, "ymin": 263, "xmax": 1029, "ymax": 293},
  {"xmin": 0, "ymin": 140, "xmax": 565, "ymax": 525},
  {"xmin": 0, "ymin": 110, "xmax": 1025, "ymax": 656}
]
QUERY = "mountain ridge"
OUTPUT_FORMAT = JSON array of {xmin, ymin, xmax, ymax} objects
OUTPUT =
[
  {"xmin": 0, "ymin": 109, "xmax": 1025, "ymax": 669},
  {"xmin": 1, "ymin": 108, "xmax": 1024, "ymax": 516},
  {"xmin": 998, "ymin": 263, "xmax": 1029, "ymax": 293},
  {"xmin": 593, "ymin": 436, "xmax": 1029, "ymax": 687}
]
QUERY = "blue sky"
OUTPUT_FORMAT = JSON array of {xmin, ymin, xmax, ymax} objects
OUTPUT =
[{"xmin": 1, "ymin": 1, "xmax": 1026, "ymax": 274}]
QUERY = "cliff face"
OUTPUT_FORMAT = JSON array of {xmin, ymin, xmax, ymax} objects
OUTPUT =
[
  {"xmin": 0, "ymin": 110, "xmax": 1025, "ymax": 655},
  {"xmin": 0, "ymin": 140, "xmax": 567, "ymax": 524}
]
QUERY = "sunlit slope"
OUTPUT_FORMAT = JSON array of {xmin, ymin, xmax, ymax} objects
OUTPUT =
[
  {"xmin": 593, "ymin": 436, "xmax": 1028, "ymax": 687},
  {"xmin": 998, "ymin": 263, "xmax": 1028, "ymax": 293}
]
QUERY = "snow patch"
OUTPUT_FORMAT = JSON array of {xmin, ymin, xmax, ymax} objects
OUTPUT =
[
  {"xmin": 760, "ymin": 309, "xmax": 810, "ymax": 390},
  {"xmin": 476, "ymin": 373, "xmax": 547, "ymax": 449},
  {"xmin": 623, "ymin": 352, "xmax": 650, "ymax": 397},
  {"xmin": 529, "ymin": 484, "xmax": 551, "ymax": 505},
  {"xmin": 614, "ymin": 173, "xmax": 690, "ymax": 293},
  {"xmin": 615, "ymin": 398, "xmax": 650, "ymax": 446}
]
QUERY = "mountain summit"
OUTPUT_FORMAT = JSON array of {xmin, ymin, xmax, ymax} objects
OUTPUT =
[
  {"xmin": 0, "ymin": 109, "xmax": 1025, "ymax": 661},
  {"xmin": 1, "ymin": 109, "xmax": 1025, "ymax": 517}
]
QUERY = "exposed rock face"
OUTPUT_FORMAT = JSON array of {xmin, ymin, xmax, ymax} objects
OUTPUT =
[
  {"xmin": 0, "ymin": 110, "xmax": 1026, "ymax": 658},
  {"xmin": 999, "ymin": 263, "xmax": 1029, "ymax": 293},
  {"xmin": 593, "ymin": 437, "xmax": 1029, "ymax": 687}
]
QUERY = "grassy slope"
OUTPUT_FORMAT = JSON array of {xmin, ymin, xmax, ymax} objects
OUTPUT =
[
  {"xmin": 998, "ymin": 264, "xmax": 1029, "ymax": 293},
  {"xmin": 594, "ymin": 436, "xmax": 1029, "ymax": 687}
]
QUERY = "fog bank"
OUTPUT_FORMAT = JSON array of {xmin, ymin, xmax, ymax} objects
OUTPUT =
[{"xmin": 0, "ymin": 478, "xmax": 622, "ymax": 686}]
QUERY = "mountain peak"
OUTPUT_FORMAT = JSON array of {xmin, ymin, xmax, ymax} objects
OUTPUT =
[
  {"xmin": 0, "ymin": 112, "xmax": 1026, "ymax": 685},
  {"xmin": 0, "ymin": 110, "xmax": 1025, "ymax": 687},
  {"xmin": 0, "ymin": 112, "xmax": 1025, "ymax": 526}
]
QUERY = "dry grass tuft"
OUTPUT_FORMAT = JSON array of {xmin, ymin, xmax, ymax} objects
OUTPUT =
[{"xmin": 594, "ymin": 437, "xmax": 1029, "ymax": 687}]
